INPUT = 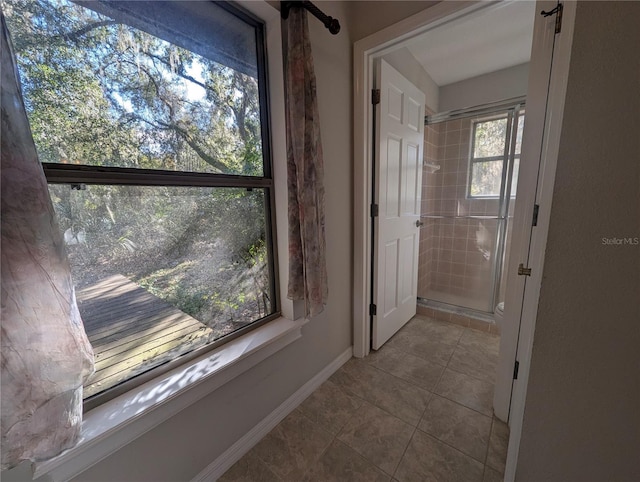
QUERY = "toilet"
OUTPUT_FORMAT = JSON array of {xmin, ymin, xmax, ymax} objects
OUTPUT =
[{"xmin": 494, "ymin": 302, "xmax": 505, "ymax": 330}]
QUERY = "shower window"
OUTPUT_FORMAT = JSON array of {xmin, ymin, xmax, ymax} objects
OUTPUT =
[{"xmin": 468, "ymin": 113, "xmax": 524, "ymax": 198}]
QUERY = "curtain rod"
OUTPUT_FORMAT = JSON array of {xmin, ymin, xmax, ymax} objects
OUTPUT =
[{"xmin": 281, "ymin": 1, "xmax": 340, "ymax": 35}]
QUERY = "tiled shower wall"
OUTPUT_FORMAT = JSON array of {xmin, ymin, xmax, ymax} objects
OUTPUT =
[{"xmin": 417, "ymin": 116, "xmax": 501, "ymax": 313}]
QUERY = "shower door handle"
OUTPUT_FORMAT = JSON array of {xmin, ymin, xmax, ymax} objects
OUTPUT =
[{"xmin": 415, "ymin": 220, "xmax": 424, "ymax": 227}]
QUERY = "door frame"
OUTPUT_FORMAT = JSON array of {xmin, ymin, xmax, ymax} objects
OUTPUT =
[
  {"xmin": 352, "ymin": 2, "xmax": 576, "ymax": 479},
  {"xmin": 354, "ymin": 0, "xmax": 490, "ymax": 360}
]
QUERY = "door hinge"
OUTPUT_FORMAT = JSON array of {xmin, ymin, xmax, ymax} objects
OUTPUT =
[
  {"xmin": 541, "ymin": 3, "xmax": 563, "ymax": 34},
  {"xmin": 532, "ymin": 203, "xmax": 540, "ymax": 226},
  {"xmin": 371, "ymin": 89, "xmax": 380, "ymax": 105},
  {"xmin": 370, "ymin": 203, "xmax": 379, "ymax": 218},
  {"xmin": 369, "ymin": 303, "xmax": 377, "ymax": 316},
  {"xmin": 518, "ymin": 263, "xmax": 532, "ymax": 276},
  {"xmin": 513, "ymin": 360, "xmax": 520, "ymax": 380}
]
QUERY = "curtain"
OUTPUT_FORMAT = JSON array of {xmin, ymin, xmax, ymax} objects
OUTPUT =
[
  {"xmin": 1, "ymin": 16, "xmax": 94, "ymax": 470},
  {"xmin": 283, "ymin": 7, "xmax": 328, "ymax": 318}
]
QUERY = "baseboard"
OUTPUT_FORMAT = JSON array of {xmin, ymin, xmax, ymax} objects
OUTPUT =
[{"xmin": 191, "ymin": 346, "xmax": 353, "ymax": 482}]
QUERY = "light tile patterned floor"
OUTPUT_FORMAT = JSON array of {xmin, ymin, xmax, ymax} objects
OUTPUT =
[{"xmin": 219, "ymin": 316, "xmax": 509, "ymax": 482}]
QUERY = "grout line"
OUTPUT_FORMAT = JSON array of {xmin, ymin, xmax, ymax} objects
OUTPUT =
[
  {"xmin": 362, "ymin": 354, "xmax": 447, "ymax": 390},
  {"xmin": 445, "ymin": 364, "xmax": 497, "ymax": 385},
  {"xmin": 393, "ymin": 424, "xmax": 418, "ymax": 479},
  {"xmin": 415, "ymin": 424, "xmax": 489, "ymax": 466},
  {"xmin": 358, "ymin": 356, "xmax": 438, "ymax": 398},
  {"xmin": 351, "ymin": 387, "xmax": 428, "ymax": 430},
  {"xmin": 332, "ymin": 366, "xmax": 425, "ymax": 430},
  {"xmin": 356, "ymin": 320, "xmax": 499, "ymax": 480},
  {"xmin": 484, "ymin": 417, "xmax": 495, "ymax": 468},
  {"xmin": 330, "ymin": 389, "xmax": 415, "ymax": 479},
  {"xmin": 431, "ymin": 391, "xmax": 493, "ymax": 419},
  {"xmin": 281, "ymin": 408, "xmax": 335, "ymax": 481}
]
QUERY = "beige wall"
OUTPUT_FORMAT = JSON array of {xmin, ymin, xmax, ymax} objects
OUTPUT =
[
  {"xmin": 517, "ymin": 2, "xmax": 640, "ymax": 481},
  {"xmin": 382, "ymin": 47, "xmax": 439, "ymax": 111},
  {"xmin": 349, "ymin": 0, "xmax": 439, "ymax": 42},
  {"xmin": 439, "ymin": 63, "xmax": 529, "ymax": 113}
]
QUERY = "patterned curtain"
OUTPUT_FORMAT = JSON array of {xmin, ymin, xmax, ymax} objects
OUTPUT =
[
  {"xmin": 1, "ymin": 16, "xmax": 94, "ymax": 470},
  {"xmin": 283, "ymin": 7, "xmax": 328, "ymax": 317}
]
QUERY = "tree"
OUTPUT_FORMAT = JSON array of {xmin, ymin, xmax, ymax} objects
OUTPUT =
[{"xmin": 3, "ymin": 0, "xmax": 263, "ymax": 175}]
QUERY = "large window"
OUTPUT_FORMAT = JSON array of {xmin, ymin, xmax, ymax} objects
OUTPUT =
[
  {"xmin": 468, "ymin": 111, "xmax": 524, "ymax": 198},
  {"xmin": 4, "ymin": 0, "xmax": 278, "ymax": 406}
]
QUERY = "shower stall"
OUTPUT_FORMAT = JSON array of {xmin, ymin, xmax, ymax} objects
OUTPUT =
[{"xmin": 417, "ymin": 99, "xmax": 525, "ymax": 319}]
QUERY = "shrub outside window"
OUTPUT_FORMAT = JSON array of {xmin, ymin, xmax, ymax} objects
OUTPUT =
[{"xmin": 4, "ymin": 0, "xmax": 279, "ymax": 408}]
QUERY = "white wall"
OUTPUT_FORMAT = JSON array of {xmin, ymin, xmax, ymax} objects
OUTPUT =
[
  {"xmin": 0, "ymin": 2, "xmax": 354, "ymax": 481},
  {"xmin": 516, "ymin": 2, "xmax": 640, "ymax": 480},
  {"xmin": 382, "ymin": 47, "xmax": 439, "ymax": 112},
  {"xmin": 438, "ymin": 63, "xmax": 529, "ymax": 112}
]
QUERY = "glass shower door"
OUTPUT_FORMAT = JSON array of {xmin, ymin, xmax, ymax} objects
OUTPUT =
[{"xmin": 418, "ymin": 107, "xmax": 524, "ymax": 314}]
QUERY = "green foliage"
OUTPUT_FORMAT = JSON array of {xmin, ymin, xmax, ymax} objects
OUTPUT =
[
  {"xmin": 3, "ymin": 0, "xmax": 263, "ymax": 175},
  {"xmin": 473, "ymin": 117, "xmax": 507, "ymax": 158},
  {"xmin": 136, "ymin": 264, "xmax": 208, "ymax": 318},
  {"xmin": 470, "ymin": 117, "xmax": 509, "ymax": 197},
  {"xmin": 4, "ymin": 0, "xmax": 275, "ymax": 332}
]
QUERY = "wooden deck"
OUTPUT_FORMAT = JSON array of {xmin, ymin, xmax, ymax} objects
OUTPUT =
[{"xmin": 78, "ymin": 274, "xmax": 214, "ymax": 398}]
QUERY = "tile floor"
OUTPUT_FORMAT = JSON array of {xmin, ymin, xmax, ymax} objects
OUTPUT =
[{"xmin": 219, "ymin": 315, "xmax": 509, "ymax": 482}]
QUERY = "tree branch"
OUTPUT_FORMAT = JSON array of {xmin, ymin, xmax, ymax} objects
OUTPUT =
[
  {"xmin": 20, "ymin": 20, "xmax": 119, "ymax": 49},
  {"xmin": 146, "ymin": 52, "xmax": 208, "ymax": 91},
  {"xmin": 56, "ymin": 20, "xmax": 119, "ymax": 42},
  {"xmin": 130, "ymin": 114, "xmax": 228, "ymax": 173},
  {"xmin": 45, "ymin": 20, "xmax": 120, "ymax": 42}
]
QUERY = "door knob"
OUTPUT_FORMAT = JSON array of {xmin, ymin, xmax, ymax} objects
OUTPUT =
[{"xmin": 415, "ymin": 220, "xmax": 424, "ymax": 227}]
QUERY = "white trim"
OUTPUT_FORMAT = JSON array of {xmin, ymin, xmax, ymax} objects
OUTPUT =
[
  {"xmin": 353, "ymin": 1, "xmax": 485, "ymax": 358},
  {"xmin": 190, "ymin": 347, "xmax": 353, "ymax": 482},
  {"xmin": 32, "ymin": 317, "xmax": 305, "ymax": 482},
  {"xmin": 504, "ymin": 2, "xmax": 577, "ymax": 480}
]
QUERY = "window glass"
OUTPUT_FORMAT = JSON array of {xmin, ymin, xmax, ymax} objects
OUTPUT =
[
  {"xmin": 48, "ymin": 184, "xmax": 272, "ymax": 397},
  {"xmin": 470, "ymin": 160, "xmax": 503, "ymax": 197},
  {"xmin": 473, "ymin": 117, "xmax": 507, "ymax": 158},
  {"xmin": 4, "ymin": 0, "xmax": 264, "ymax": 176},
  {"xmin": 511, "ymin": 157, "xmax": 521, "ymax": 193},
  {"xmin": 515, "ymin": 113, "xmax": 525, "ymax": 154},
  {"xmin": 4, "ymin": 0, "xmax": 277, "ymax": 403},
  {"xmin": 468, "ymin": 112, "xmax": 525, "ymax": 198}
]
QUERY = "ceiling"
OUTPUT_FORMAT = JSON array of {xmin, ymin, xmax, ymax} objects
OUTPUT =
[{"xmin": 406, "ymin": 1, "xmax": 536, "ymax": 86}]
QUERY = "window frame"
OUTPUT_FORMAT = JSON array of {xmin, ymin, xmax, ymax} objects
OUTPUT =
[
  {"xmin": 27, "ymin": 2, "xmax": 300, "ymax": 479},
  {"xmin": 33, "ymin": 0, "xmax": 282, "ymax": 411},
  {"xmin": 466, "ymin": 113, "xmax": 510, "ymax": 199}
]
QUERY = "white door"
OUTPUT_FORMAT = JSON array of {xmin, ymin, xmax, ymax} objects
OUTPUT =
[{"xmin": 372, "ymin": 60, "xmax": 425, "ymax": 350}]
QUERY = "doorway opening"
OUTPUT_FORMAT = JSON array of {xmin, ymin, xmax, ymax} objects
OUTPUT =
[
  {"xmin": 354, "ymin": 1, "xmax": 574, "ymax": 479},
  {"xmin": 418, "ymin": 102, "xmax": 525, "ymax": 323},
  {"xmin": 365, "ymin": 0, "xmax": 536, "ymax": 347}
]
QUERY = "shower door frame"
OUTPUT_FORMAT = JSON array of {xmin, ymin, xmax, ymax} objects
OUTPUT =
[
  {"xmin": 420, "ymin": 103, "xmax": 526, "ymax": 314},
  {"xmin": 353, "ymin": 1, "xmax": 577, "ymax": 480}
]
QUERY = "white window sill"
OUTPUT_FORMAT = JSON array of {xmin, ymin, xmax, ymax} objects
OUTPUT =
[{"xmin": 32, "ymin": 316, "xmax": 305, "ymax": 482}]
